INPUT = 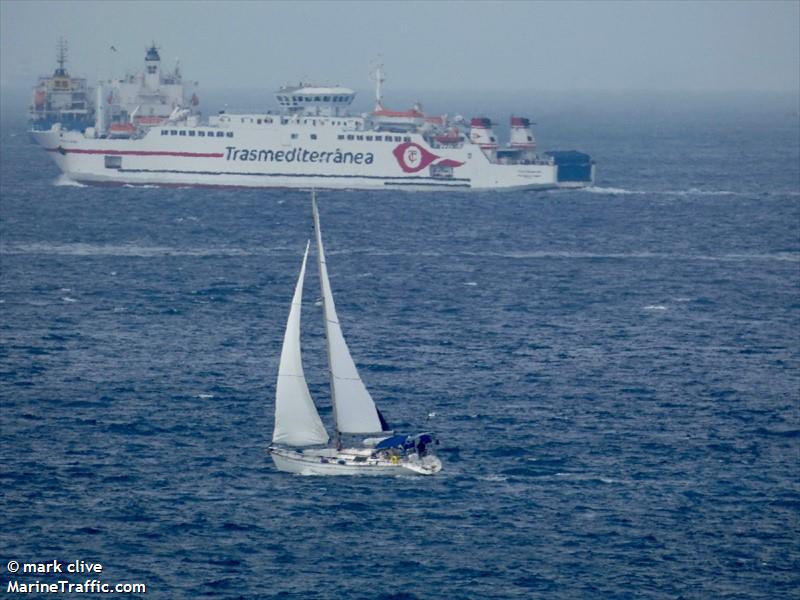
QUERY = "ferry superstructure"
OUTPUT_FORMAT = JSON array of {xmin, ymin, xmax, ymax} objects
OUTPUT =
[{"xmin": 31, "ymin": 58, "xmax": 594, "ymax": 191}]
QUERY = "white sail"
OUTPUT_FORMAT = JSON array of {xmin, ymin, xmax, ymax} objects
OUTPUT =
[
  {"xmin": 272, "ymin": 242, "xmax": 330, "ymax": 447},
  {"xmin": 313, "ymin": 196, "xmax": 384, "ymax": 435}
]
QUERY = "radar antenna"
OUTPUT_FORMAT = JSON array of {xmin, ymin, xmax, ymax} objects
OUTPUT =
[{"xmin": 55, "ymin": 38, "xmax": 68, "ymax": 77}]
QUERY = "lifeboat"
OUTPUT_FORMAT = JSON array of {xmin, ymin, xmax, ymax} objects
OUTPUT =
[
  {"xmin": 372, "ymin": 105, "xmax": 425, "ymax": 132},
  {"xmin": 108, "ymin": 122, "xmax": 136, "ymax": 138},
  {"xmin": 433, "ymin": 129, "xmax": 462, "ymax": 145},
  {"xmin": 133, "ymin": 115, "xmax": 167, "ymax": 127}
]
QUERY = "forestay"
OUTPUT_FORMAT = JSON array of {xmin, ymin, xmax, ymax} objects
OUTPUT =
[
  {"xmin": 272, "ymin": 242, "xmax": 330, "ymax": 446},
  {"xmin": 313, "ymin": 198, "xmax": 384, "ymax": 435}
]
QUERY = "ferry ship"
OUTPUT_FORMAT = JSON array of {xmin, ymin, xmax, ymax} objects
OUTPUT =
[
  {"xmin": 30, "ymin": 52, "xmax": 594, "ymax": 191},
  {"xmin": 29, "ymin": 39, "xmax": 94, "ymax": 132}
]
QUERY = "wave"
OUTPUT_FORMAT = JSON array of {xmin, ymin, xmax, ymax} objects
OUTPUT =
[
  {"xmin": 671, "ymin": 188, "xmax": 736, "ymax": 196},
  {"xmin": 477, "ymin": 474, "xmax": 509, "ymax": 482},
  {"xmin": 53, "ymin": 175, "xmax": 87, "ymax": 187},
  {"xmin": 458, "ymin": 249, "xmax": 800, "ymax": 263},
  {"xmin": 583, "ymin": 186, "xmax": 648, "ymax": 195},
  {"xmin": 0, "ymin": 242, "xmax": 253, "ymax": 257},
  {"xmin": 582, "ymin": 186, "xmax": 799, "ymax": 197},
  {"xmin": 3, "ymin": 243, "xmax": 796, "ymax": 264}
]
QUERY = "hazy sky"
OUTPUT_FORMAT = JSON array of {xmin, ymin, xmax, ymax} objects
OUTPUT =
[{"xmin": 1, "ymin": 0, "xmax": 798, "ymax": 93}]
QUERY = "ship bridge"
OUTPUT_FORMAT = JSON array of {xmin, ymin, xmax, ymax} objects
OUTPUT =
[{"xmin": 275, "ymin": 85, "xmax": 355, "ymax": 117}]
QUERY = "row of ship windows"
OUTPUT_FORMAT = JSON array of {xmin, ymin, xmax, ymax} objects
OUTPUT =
[
  {"xmin": 160, "ymin": 130, "xmax": 234, "ymax": 138},
  {"xmin": 238, "ymin": 117, "xmax": 357, "ymax": 127},
  {"xmin": 276, "ymin": 95, "xmax": 352, "ymax": 105},
  {"xmin": 157, "ymin": 129, "xmax": 410, "ymax": 143},
  {"xmin": 289, "ymin": 133, "xmax": 411, "ymax": 142},
  {"xmin": 223, "ymin": 116, "xmax": 360, "ymax": 127},
  {"xmin": 337, "ymin": 134, "xmax": 410, "ymax": 142}
]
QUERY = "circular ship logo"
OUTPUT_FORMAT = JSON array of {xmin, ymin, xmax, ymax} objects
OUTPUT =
[{"xmin": 402, "ymin": 145, "xmax": 424, "ymax": 170}]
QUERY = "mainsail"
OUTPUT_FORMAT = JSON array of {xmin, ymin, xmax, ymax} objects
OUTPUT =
[
  {"xmin": 313, "ymin": 195, "xmax": 384, "ymax": 435},
  {"xmin": 272, "ymin": 242, "xmax": 329, "ymax": 446}
]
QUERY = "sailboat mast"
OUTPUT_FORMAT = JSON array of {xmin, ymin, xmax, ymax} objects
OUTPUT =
[{"xmin": 312, "ymin": 190, "xmax": 342, "ymax": 450}]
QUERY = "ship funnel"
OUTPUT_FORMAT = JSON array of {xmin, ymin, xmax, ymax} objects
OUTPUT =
[
  {"xmin": 510, "ymin": 116, "xmax": 537, "ymax": 160},
  {"xmin": 469, "ymin": 117, "xmax": 498, "ymax": 160},
  {"xmin": 510, "ymin": 117, "xmax": 536, "ymax": 148}
]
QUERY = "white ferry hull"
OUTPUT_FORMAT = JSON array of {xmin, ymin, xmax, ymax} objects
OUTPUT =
[
  {"xmin": 31, "ymin": 127, "xmax": 571, "ymax": 192},
  {"xmin": 269, "ymin": 447, "xmax": 443, "ymax": 476}
]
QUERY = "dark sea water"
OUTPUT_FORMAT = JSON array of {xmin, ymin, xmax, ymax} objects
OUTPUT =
[{"xmin": 1, "ymin": 99, "xmax": 799, "ymax": 599}]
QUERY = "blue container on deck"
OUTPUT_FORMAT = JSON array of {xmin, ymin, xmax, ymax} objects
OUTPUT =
[{"xmin": 545, "ymin": 150, "xmax": 594, "ymax": 184}]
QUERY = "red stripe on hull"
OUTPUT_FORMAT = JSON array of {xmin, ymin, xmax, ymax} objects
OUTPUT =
[{"xmin": 46, "ymin": 147, "xmax": 224, "ymax": 158}]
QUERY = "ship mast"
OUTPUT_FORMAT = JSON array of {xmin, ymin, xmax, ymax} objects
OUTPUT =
[
  {"xmin": 55, "ymin": 38, "xmax": 68, "ymax": 77},
  {"xmin": 312, "ymin": 190, "xmax": 342, "ymax": 450},
  {"xmin": 371, "ymin": 62, "xmax": 385, "ymax": 111}
]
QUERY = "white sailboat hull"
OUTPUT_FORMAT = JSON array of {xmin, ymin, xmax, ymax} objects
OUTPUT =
[{"xmin": 269, "ymin": 446, "xmax": 442, "ymax": 476}]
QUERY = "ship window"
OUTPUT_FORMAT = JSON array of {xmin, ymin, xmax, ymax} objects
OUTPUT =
[
  {"xmin": 310, "ymin": 134, "xmax": 317, "ymax": 140},
  {"xmin": 323, "ymin": 96, "xmax": 330, "ymax": 102},
  {"xmin": 356, "ymin": 135, "xmax": 363, "ymax": 140},
  {"xmin": 198, "ymin": 131, "xmax": 205, "ymax": 137},
  {"xmin": 179, "ymin": 130, "xmax": 186, "ymax": 136},
  {"xmin": 305, "ymin": 97, "xmax": 312, "ymax": 102},
  {"xmin": 347, "ymin": 135, "xmax": 354, "ymax": 140},
  {"xmin": 374, "ymin": 135, "xmax": 382, "ymax": 141},
  {"xmin": 291, "ymin": 133, "xmax": 298, "ymax": 139},
  {"xmin": 161, "ymin": 130, "xmax": 168, "ymax": 135},
  {"xmin": 403, "ymin": 136, "xmax": 410, "ymax": 142},
  {"xmin": 365, "ymin": 135, "xmax": 373, "ymax": 141},
  {"xmin": 104, "ymin": 155, "xmax": 122, "ymax": 169},
  {"xmin": 189, "ymin": 131, "xmax": 195, "ymax": 136},
  {"xmin": 293, "ymin": 96, "xmax": 300, "ymax": 102},
  {"xmin": 216, "ymin": 132, "xmax": 224, "ymax": 137},
  {"xmin": 337, "ymin": 135, "xmax": 344, "ymax": 140},
  {"xmin": 257, "ymin": 119, "xmax": 262, "ymax": 124},
  {"xmin": 226, "ymin": 132, "xmax": 233, "ymax": 138},
  {"xmin": 171, "ymin": 130, "xmax": 178, "ymax": 135}
]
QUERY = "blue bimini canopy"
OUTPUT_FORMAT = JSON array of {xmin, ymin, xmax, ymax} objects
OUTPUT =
[
  {"xmin": 374, "ymin": 433, "xmax": 436, "ymax": 451},
  {"xmin": 374, "ymin": 435, "xmax": 409, "ymax": 450}
]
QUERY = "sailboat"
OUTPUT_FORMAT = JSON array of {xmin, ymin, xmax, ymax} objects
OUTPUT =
[{"xmin": 267, "ymin": 193, "xmax": 443, "ymax": 476}]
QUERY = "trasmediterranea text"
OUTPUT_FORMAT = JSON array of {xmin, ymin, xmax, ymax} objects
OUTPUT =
[{"xmin": 225, "ymin": 146, "xmax": 374, "ymax": 165}]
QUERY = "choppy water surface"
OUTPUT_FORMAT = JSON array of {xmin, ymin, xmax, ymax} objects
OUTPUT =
[{"xmin": 1, "ymin": 106, "xmax": 799, "ymax": 599}]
